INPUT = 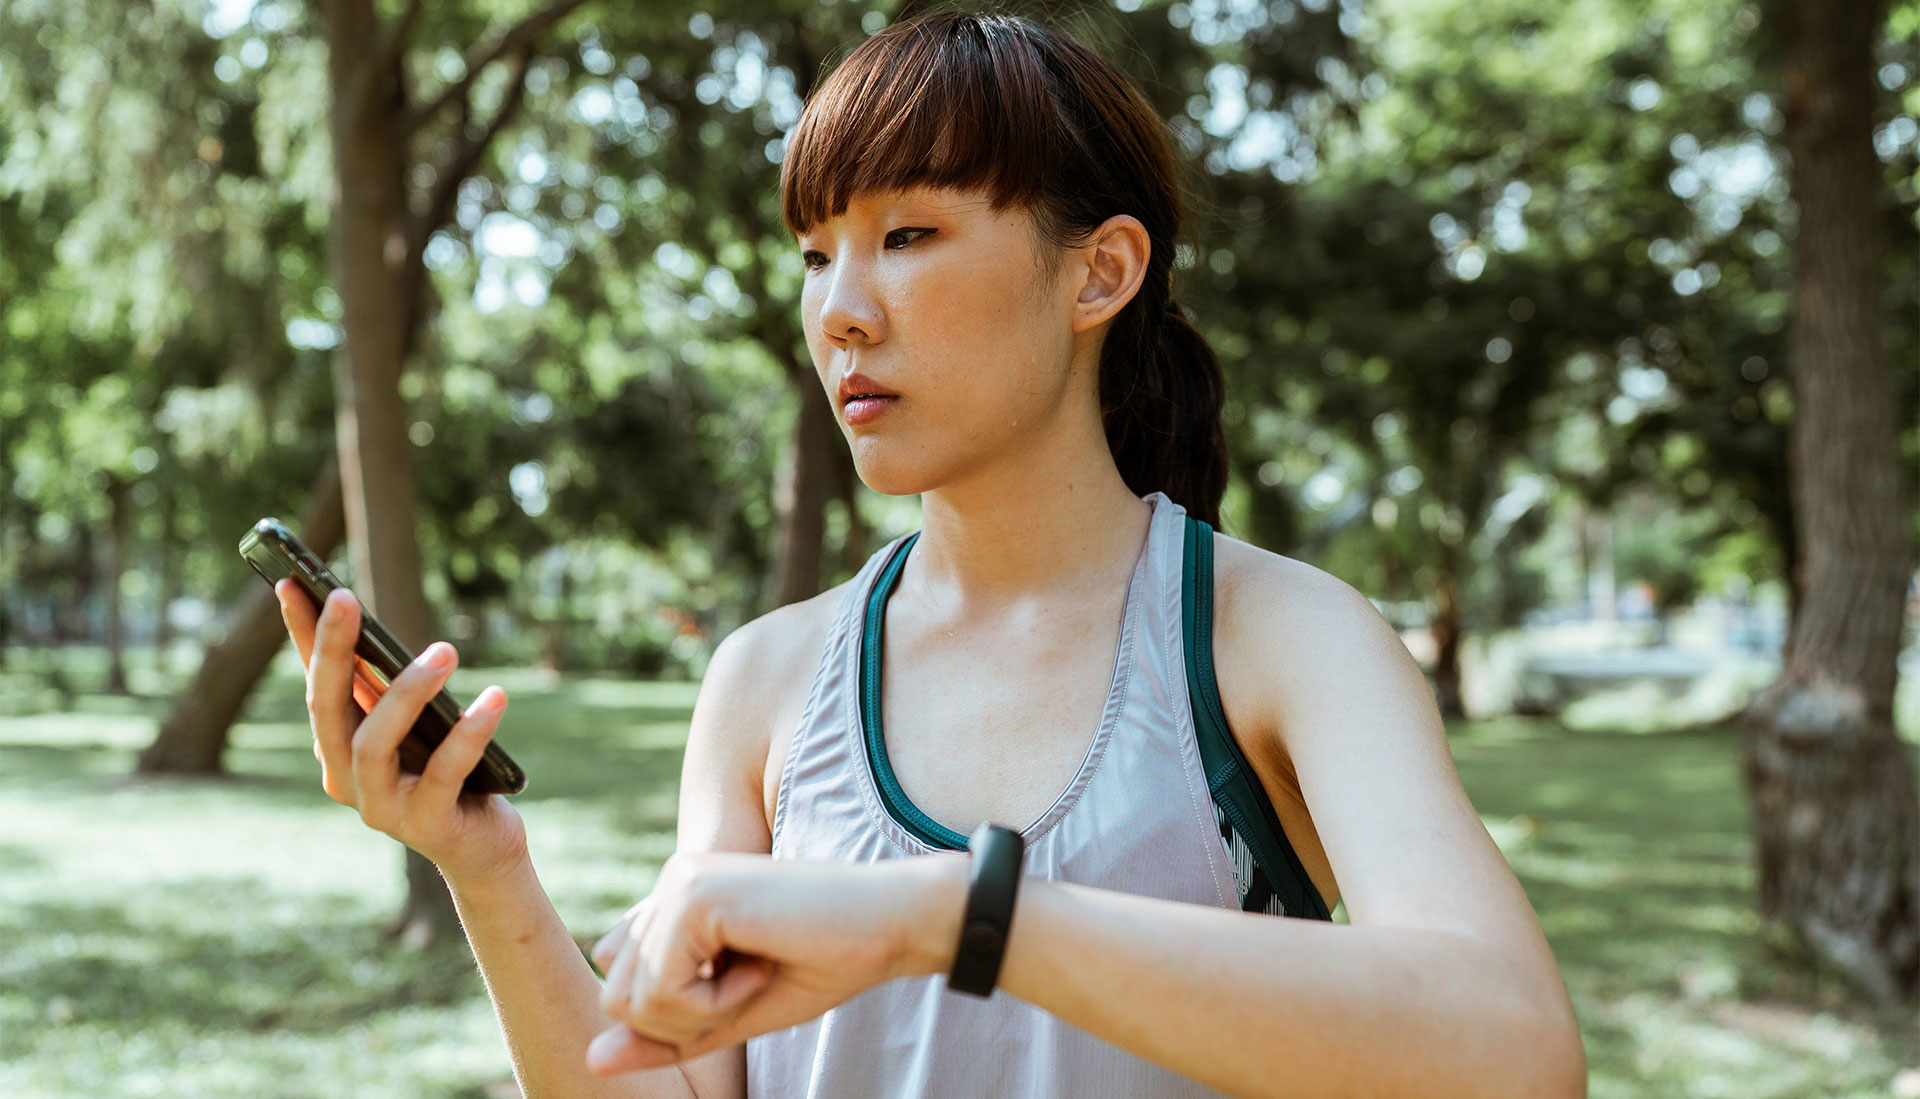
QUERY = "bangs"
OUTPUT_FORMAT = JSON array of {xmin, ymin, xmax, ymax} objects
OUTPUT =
[{"xmin": 779, "ymin": 14, "xmax": 1064, "ymax": 236}]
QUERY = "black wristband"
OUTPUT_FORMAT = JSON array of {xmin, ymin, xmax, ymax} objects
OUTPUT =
[{"xmin": 947, "ymin": 822, "xmax": 1024, "ymax": 998}]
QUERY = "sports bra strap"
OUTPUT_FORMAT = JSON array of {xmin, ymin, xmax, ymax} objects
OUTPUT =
[{"xmin": 1182, "ymin": 516, "xmax": 1332, "ymax": 921}]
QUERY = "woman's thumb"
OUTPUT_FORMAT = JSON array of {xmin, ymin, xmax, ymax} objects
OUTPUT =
[
  {"xmin": 705, "ymin": 953, "xmax": 775, "ymax": 1015},
  {"xmin": 586, "ymin": 1024, "xmax": 677, "ymax": 1074}
]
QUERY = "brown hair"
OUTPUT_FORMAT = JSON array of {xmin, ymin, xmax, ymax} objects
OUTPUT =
[{"xmin": 779, "ymin": 10, "xmax": 1229, "ymax": 527}]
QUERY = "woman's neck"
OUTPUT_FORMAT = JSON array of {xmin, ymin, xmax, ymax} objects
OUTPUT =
[{"xmin": 905, "ymin": 419, "xmax": 1154, "ymax": 613}]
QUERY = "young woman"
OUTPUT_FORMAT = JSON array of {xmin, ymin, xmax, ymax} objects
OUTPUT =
[{"xmin": 277, "ymin": 11, "xmax": 1585, "ymax": 1098}]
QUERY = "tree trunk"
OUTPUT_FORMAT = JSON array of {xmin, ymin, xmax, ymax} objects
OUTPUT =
[
  {"xmin": 770, "ymin": 376, "xmax": 844, "ymax": 608},
  {"xmin": 1584, "ymin": 506, "xmax": 1616, "ymax": 622},
  {"xmin": 137, "ymin": 461, "xmax": 346, "ymax": 775},
  {"xmin": 315, "ymin": 0, "xmax": 579, "ymax": 946},
  {"xmin": 102, "ymin": 474, "xmax": 130, "ymax": 694},
  {"xmin": 1742, "ymin": 0, "xmax": 1917, "ymax": 1004},
  {"xmin": 14, "ymin": 501, "xmax": 44, "ymax": 650},
  {"xmin": 543, "ymin": 554, "xmax": 572, "ymax": 673},
  {"xmin": 1230, "ymin": 452, "xmax": 1302, "ymax": 554},
  {"xmin": 154, "ymin": 480, "xmax": 180, "ymax": 678},
  {"xmin": 324, "ymin": 0, "xmax": 458, "ymax": 947},
  {"xmin": 1429, "ymin": 540, "xmax": 1466, "ymax": 720},
  {"xmin": 66, "ymin": 519, "xmax": 95, "ymax": 643},
  {"xmin": 0, "ymin": 457, "xmax": 12, "ymax": 672}
]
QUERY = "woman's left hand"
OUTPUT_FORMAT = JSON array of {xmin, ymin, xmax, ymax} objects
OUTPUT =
[{"xmin": 588, "ymin": 850, "xmax": 967, "ymax": 1074}]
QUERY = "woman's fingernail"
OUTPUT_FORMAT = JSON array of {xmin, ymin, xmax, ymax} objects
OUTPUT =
[
  {"xmin": 423, "ymin": 644, "xmax": 452, "ymax": 671},
  {"xmin": 322, "ymin": 593, "xmax": 345, "ymax": 622}
]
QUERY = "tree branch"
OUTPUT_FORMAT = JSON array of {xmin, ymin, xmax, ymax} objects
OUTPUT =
[
  {"xmin": 429, "ymin": 46, "xmax": 533, "ymax": 232},
  {"xmin": 405, "ymin": 0, "xmax": 592, "ymax": 132},
  {"xmin": 397, "ymin": 46, "xmax": 533, "ymax": 361},
  {"xmin": 380, "ymin": 0, "xmax": 428, "ymax": 66}
]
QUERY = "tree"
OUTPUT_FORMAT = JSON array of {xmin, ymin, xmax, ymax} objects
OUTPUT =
[
  {"xmin": 1740, "ymin": 0, "xmax": 1919, "ymax": 1003},
  {"xmin": 1191, "ymin": 0, "xmax": 1916, "ymax": 724},
  {"xmin": 138, "ymin": 463, "xmax": 345, "ymax": 773},
  {"xmin": 0, "ymin": 0, "xmax": 339, "ymax": 707},
  {"xmin": 310, "ymin": 0, "xmax": 593, "ymax": 944}
]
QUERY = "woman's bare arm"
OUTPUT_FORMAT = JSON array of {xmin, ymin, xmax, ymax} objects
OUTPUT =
[
  {"xmin": 277, "ymin": 584, "xmax": 799, "ymax": 1099},
  {"xmin": 492, "ymin": 612, "xmax": 799, "ymax": 1099},
  {"xmin": 582, "ymin": 596, "xmax": 832, "ymax": 1095},
  {"xmin": 445, "ymin": 860, "xmax": 697, "ymax": 1099},
  {"xmin": 893, "ymin": 864, "xmax": 1583, "ymax": 1098}
]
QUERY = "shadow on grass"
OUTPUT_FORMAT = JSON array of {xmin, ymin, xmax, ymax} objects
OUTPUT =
[
  {"xmin": 0, "ymin": 840, "xmax": 48, "ymax": 873},
  {"xmin": 1, "ymin": 669, "xmax": 694, "ymax": 828},
  {"xmin": 12, "ymin": 664, "xmax": 1920, "ymax": 1095},
  {"xmin": 1452, "ymin": 719, "xmax": 1920, "ymax": 1094},
  {"xmin": 1, "ymin": 877, "xmax": 484, "ymax": 1058}
]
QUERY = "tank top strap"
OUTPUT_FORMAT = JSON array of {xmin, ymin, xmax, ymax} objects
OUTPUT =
[
  {"xmin": 1181, "ymin": 514, "xmax": 1333, "ymax": 921},
  {"xmin": 767, "ymin": 529, "xmax": 915, "ymax": 856}
]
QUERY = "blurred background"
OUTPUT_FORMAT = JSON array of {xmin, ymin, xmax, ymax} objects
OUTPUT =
[{"xmin": 1, "ymin": 0, "xmax": 1916, "ymax": 1095}]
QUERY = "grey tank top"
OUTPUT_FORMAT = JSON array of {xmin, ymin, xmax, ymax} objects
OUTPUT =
[{"xmin": 745, "ymin": 491, "xmax": 1242, "ymax": 1098}]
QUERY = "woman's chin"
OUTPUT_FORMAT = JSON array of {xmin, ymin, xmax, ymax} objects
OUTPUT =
[
  {"xmin": 848, "ymin": 447, "xmax": 948, "ymax": 498},
  {"xmin": 852, "ymin": 465, "xmax": 935, "ymax": 498}
]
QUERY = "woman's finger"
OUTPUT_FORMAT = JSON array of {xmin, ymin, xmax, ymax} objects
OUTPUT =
[
  {"xmin": 599, "ymin": 912, "xmax": 651, "ymax": 1017},
  {"xmin": 306, "ymin": 589, "xmax": 361, "ymax": 792},
  {"xmin": 588, "ymin": 956, "xmax": 776, "ymax": 1076},
  {"xmin": 412, "ymin": 684, "xmax": 507, "ymax": 815},
  {"xmin": 612, "ymin": 895, "xmax": 733, "ymax": 1044},
  {"xmin": 586, "ymin": 1024, "xmax": 681, "ymax": 1075},
  {"xmin": 275, "ymin": 579, "xmax": 319, "ymax": 668},
  {"xmin": 349, "ymin": 641, "xmax": 459, "ymax": 814},
  {"xmin": 664, "ymin": 959, "xmax": 832, "ymax": 1069},
  {"xmin": 593, "ymin": 899, "xmax": 650, "ymax": 977},
  {"xmin": 608, "ymin": 896, "xmax": 657, "ymax": 977},
  {"xmin": 698, "ymin": 953, "xmax": 774, "ymax": 1019}
]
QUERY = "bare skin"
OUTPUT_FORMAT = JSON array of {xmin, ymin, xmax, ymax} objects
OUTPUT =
[{"xmin": 279, "ymin": 183, "xmax": 1585, "ymax": 1098}]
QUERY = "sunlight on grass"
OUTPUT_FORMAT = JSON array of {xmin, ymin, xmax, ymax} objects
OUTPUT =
[{"xmin": 6, "ymin": 661, "xmax": 1920, "ymax": 1096}]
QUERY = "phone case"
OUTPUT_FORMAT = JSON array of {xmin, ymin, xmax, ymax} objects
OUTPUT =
[{"xmin": 240, "ymin": 517, "xmax": 527, "ymax": 796}]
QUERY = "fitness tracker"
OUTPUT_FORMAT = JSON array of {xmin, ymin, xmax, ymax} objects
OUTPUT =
[{"xmin": 947, "ymin": 822, "xmax": 1025, "ymax": 998}]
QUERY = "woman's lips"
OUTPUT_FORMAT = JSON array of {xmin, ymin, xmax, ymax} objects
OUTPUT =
[{"xmin": 844, "ymin": 396, "xmax": 898, "ymax": 426}]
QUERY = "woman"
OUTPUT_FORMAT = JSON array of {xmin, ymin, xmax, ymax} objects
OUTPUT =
[{"xmin": 277, "ymin": 11, "xmax": 1585, "ymax": 1098}]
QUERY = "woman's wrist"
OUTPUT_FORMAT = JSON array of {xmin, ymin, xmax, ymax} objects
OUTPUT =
[
  {"xmin": 439, "ymin": 833, "xmax": 535, "ymax": 896},
  {"xmin": 892, "ymin": 851, "xmax": 972, "ymax": 980}
]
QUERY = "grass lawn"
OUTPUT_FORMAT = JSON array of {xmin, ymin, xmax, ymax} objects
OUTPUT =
[{"xmin": 3, "ymin": 649, "xmax": 1917, "ymax": 1097}]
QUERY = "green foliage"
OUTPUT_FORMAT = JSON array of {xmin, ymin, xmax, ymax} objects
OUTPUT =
[
  {"xmin": 2, "ymin": 0, "xmax": 1914, "ymax": 672},
  {"xmin": 1190, "ymin": 0, "xmax": 1916, "ymax": 641}
]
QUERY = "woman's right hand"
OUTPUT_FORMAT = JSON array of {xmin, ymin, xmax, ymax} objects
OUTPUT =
[{"xmin": 276, "ymin": 579, "xmax": 528, "ymax": 886}]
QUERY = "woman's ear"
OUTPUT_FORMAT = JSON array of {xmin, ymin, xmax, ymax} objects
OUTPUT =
[{"xmin": 1069, "ymin": 215, "xmax": 1151, "ymax": 334}]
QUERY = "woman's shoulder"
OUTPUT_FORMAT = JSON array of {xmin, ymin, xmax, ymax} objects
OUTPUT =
[
  {"xmin": 704, "ymin": 579, "xmax": 858, "ymax": 836},
  {"xmin": 708, "ymin": 578, "xmax": 851, "ymax": 726},
  {"xmin": 1207, "ymin": 530, "xmax": 1418, "ymax": 752},
  {"xmin": 1210, "ymin": 530, "xmax": 1384, "ymax": 639}
]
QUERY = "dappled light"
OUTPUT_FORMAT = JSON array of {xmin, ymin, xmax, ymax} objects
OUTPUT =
[{"xmin": 2, "ymin": 0, "xmax": 1916, "ymax": 1094}]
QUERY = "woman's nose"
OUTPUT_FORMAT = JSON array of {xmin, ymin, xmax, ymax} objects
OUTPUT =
[{"xmin": 817, "ymin": 264, "xmax": 888, "ymax": 347}]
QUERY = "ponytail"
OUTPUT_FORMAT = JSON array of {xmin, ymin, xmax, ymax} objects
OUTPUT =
[{"xmin": 1100, "ymin": 294, "xmax": 1229, "ymax": 530}]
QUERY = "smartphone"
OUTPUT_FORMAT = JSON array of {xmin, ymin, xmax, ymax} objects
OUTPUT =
[{"xmin": 240, "ymin": 517, "xmax": 528, "ymax": 796}]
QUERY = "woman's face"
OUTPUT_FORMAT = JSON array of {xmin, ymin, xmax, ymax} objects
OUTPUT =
[{"xmin": 796, "ymin": 185, "xmax": 1087, "ymax": 497}]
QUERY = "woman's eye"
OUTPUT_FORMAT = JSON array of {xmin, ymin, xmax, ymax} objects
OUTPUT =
[
  {"xmin": 801, "ymin": 230, "xmax": 931, "ymax": 269},
  {"xmin": 884, "ymin": 228, "xmax": 935, "ymax": 250}
]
